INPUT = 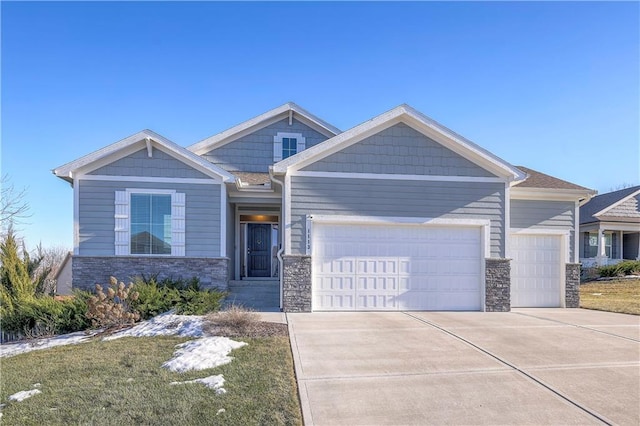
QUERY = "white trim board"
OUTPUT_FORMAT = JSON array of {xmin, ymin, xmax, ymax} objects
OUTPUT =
[
  {"xmin": 290, "ymin": 170, "xmax": 507, "ymax": 183},
  {"xmin": 79, "ymin": 175, "xmax": 221, "ymax": 185}
]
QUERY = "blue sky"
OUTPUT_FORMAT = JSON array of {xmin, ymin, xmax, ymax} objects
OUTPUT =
[{"xmin": 2, "ymin": 1, "xmax": 639, "ymax": 249}]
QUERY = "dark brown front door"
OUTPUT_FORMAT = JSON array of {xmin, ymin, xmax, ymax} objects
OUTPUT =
[{"xmin": 248, "ymin": 223, "xmax": 271, "ymax": 277}]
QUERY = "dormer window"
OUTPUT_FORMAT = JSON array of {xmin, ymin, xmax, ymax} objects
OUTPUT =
[{"xmin": 274, "ymin": 132, "xmax": 306, "ymax": 162}]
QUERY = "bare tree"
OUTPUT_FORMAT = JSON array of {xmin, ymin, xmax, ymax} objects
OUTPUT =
[
  {"xmin": 1, "ymin": 175, "xmax": 30, "ymax": 230},
  {"xmin": 610, "ymin": 182, "xmax": 638, "ymax": 192}
]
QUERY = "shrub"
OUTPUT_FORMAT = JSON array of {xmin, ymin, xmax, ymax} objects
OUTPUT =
[
  {"xmin": 86, "ymin": 278, "xmax": 140, "ymax": 329},
  {"xmin": 204, "ymin": 305, "xmax": 260, "ymax": 336},
  {"xmin": 175, "ymin": 288, "xmax": 225, "ymax": 315},
  {"xmin": 129, "ymin": 278, "xmax": 181, "ymax": 319},
  {"xmin": 131, "ymin": 275, "xmax": 225, "ymax": 317},
  {"xmin": 597, "ymin": 260, "xmax": 640, "ymax": 278}
]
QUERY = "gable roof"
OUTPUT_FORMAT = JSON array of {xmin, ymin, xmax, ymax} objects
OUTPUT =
[
  {"xmin": 271, "ymin": 104, "xmax": 527, "ymax": 181},
  {"xmin": 187, "ymin": 102, "xmax": 341, "ymax": 155},
  {"xmin": 510, "ymin": 166, "xmax": 595, "ymax": 201},
  {"xmin": 53, "ymin": 129, "xmax": 235, "ymax": 183},
  {"xmin": 580, "ymin": 185, "xmax": 640, "ymax": 224},
  {"xmin": 513, "ymin": 166, "xmax": 591, "ymax": 190}
]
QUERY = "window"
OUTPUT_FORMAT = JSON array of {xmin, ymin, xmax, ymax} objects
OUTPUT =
[
  {"xmin": 114, "ymin": 190, "xmax": 185, "ymax": 256},
  {"xmin": 282, "ymin": 137, "xmax": 297, "ymax": 159},
  {"xmin": 273, "ymin": 132, "xmax": 305, "ymax": 162},
  {"xmin": 130, "ymin": 194, "xmax": 172, "ymax": 254},
  {"xmin": 583, "ymin": 231, "xmax": 615, "ymax": 258},
  {"xmin": 584, "ymin": 232, "xmax": 598, "ymax": 258}
]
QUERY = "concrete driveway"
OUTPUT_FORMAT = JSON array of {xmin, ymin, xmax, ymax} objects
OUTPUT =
[{"xmin": 287, "ymin": 309, "xmax": 639, "ymax": 425}]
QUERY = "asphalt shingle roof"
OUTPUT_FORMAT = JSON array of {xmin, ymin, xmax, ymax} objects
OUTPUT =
[
  {"xmin": 580, "ymin": 185, "xmax": 640, "ymax": 224},
  {"xmin": 514, "ymin": 166, "xmax": 591, "ymax": 190}
]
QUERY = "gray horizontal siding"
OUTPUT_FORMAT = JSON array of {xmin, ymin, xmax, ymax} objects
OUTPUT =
[
  {"xmin": 89, "ymin": 148, "xmax": 210, "ymax": 179},
  {"xmin": 78, "ymin": 180, "xmax": 221, "ymax": 257},
  {"xmin": 290, "ymin": 176, "xmax": 505, "ymax": 257},
  {"xmin": 510, "ymin": 199, "xmax": 576, "ymax": 259},
  {"xmin": 203, "ymin": 118, "xmax": 329, "ymax": 173},
  {"xmin": 302, "ymin": 122, "xmax": 495, "ymax": 177}
]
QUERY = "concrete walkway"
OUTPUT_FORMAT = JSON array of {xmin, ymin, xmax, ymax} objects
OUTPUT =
[{"xmin": 287, "ymin": 309, "xmax": 640, "ymax": 425}]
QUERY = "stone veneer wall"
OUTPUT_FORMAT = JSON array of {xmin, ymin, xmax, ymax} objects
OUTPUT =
[
  {"xmin": 565, "ymin": 263, "xmax": 581, "ymax": 308},
  {"xmin": 485, "ymin": 258, "xmax": 511, "ymax": 312},
  {"xmin": 282, "ymin": 255, "xmax": 312, "ymax": 312},
  {"xmin": 72, "ymin": 257, "xmax": 229, "ymax": 291}
]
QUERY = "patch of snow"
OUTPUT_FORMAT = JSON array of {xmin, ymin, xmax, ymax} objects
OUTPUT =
[
  {"xmin": 104, "ymin": 312, "xmax": 204, "ymax": 340},
  {"xmin": 591, "ymin": 293, "xmax": 603, "ymax": 296},
  {"xmin": 216, "ymin": 408, "xmax": 226, "ymax": 415},
  {"xmin": 8, "ymin": 389, "xmax": 41, "ymax": 402},
  {"xmin": 170, "ymin": 374, "xmax": 226, "ymax": 394},
  {"xmin": 162, "ymin": 337, "xmax": 246, "ymax": 373},
  {"xmin": 0, "ymin": 331, "xmax": 96, "ymax": 358}
]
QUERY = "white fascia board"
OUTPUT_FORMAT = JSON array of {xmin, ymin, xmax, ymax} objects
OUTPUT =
[
  {"xmin": 54, "ymin": 130, "xmax": 235, "ymax": 183},
  {"xmin": 80, "ymin": 175, "xmax": 221, "ymax": 185},
  {"xmin": 584, "ymin": 221, "xmax": 640, "ymax": 232},
  {"xmin": 187, "ymin": 102, "xmax": 340, "ymax": 155},
  {"xmin": 593, "ymin": 188, "xmax": 640, "ymax": 218},
  {"xmin": 273, "ymin": 105, "xmax": 525, "ymax": 181},
  {"xmin": 309, "ymin": 214, "xmax": 491, "ymax": 228},
  {"xmin": 290, "ymin": 170, "xmax": 506, "ymax": 183},
  {"xmin": 510, "ymin": 228, "xmax": 570, "ymax": 236},
  {"xmin": 511, "ymin": 187, "xmax": 596, "ymax": 202}
]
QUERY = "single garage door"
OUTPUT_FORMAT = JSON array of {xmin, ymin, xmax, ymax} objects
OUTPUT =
[
  {"xmin": 312, "ymin": 222, "xmax": 482, "ymax": 311},
  {"xmin": 511, "ymin": 234, "xmax": 563, "ymax": 308}
]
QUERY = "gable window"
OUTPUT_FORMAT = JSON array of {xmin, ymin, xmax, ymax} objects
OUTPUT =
[
  {"xmin": 115, "ymin": 190, "xmax": 185, "ymax": 256},
  {"xmin": 282, "ymin": 137, "xmax": 297, "ymax": 159},
  {"xmin": 273, "ymin": 132, "xmax": 306, "ymax": 162}
]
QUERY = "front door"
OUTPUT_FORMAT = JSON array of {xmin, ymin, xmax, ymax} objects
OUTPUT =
[{"xmin": 248, "ymin": 223, "xmax": 271, "ymax": 277}]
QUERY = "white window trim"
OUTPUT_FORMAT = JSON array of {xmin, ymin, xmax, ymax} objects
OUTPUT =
[
  {"xmin": 274, "ymin": 132, "xmax": 305, "ymax": 162},
  {"xmin": 114, "ymin": 189, "xmax": 185, "ymax": 257}
]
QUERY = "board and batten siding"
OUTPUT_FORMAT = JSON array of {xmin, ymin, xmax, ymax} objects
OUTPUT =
[
  {"xmin": 302, "ymin": 123, "xmax": 496, "ymax": 178},
  {"xmin": 89, "ymin": 149, "xmax": 210, "ymax": 179},
  {"xmin": 510, "ymin": 199, "xmax": 576, "ymax": 260},
  {"xmin": 289, "ymin": 176, "xmax": 505, "ymax": 257},
  {"xmin": 202, "ymin": 118, "xmax": 329, "ymax": 173},
  {"xmin": 78, "ymin": 180, "xmax": 221, "ymax": 257}
]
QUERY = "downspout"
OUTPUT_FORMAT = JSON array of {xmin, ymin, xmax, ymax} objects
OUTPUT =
[{"xmin": 269, "ymin": 170, "xmax": 285, "ymax": 311}]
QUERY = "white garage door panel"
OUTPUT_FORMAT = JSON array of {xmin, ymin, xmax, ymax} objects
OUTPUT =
[
  {"xmin": 312, "ymin": 223, "xmax": 482, "ymax": 311},
  {"xmin": 511, "ymin": 234, "xmax": 563, "ymax": 308}
]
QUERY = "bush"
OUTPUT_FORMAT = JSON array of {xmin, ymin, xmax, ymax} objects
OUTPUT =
[
  {"xmin": 130, "ymin": 275, "xmax": 225, "ymax": 318},
  {"xmin": 598, "ymin": 260, "xmax": 640, "ymax": 278},
  {"xmin": 175, "ymin": 287, "xmax": 225, "ymax": 315},
  {"xmin": 86, "ymin": 278, "xmax": 140, "ymax": 330},
  {"xmin": 204, "ymin": 304, "xmax": 261, "ymax": 336},
  {"xmin": 129, "ymin": 278, "xmax": 181, "ymax": 320},
  {"xmin": 0, "ymin": 292, "xmax": 91, "ymax": 339}
]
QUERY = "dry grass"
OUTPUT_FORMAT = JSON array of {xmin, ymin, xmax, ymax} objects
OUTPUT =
[
  {"xmin": 204, "ymin": 305, "xmax": 288, "ymax": 338},
  {"xmin": 1, "ymin": 333, "xmax": 301, "ymax": 425},
  {"xmin": 580, "ymin": 279, "xmax": 640, "ymax": 315}
]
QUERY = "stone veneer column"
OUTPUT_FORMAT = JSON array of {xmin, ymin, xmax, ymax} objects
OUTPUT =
[
  {"xmin": 282, "ymin": 255, "xmax": 312, "ymax": 313},
  {"xmin": 485, "ymin": 258, "xmax": 511, "ymax": 312},
  {"xmin": 565, "ymin": 263, "xmax": 581, "ymax": 308}
]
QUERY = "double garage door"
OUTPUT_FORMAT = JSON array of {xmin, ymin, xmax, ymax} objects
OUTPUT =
[{"xmin": 312, "ymin": 222, "xmax": 483, "ymax": 311}]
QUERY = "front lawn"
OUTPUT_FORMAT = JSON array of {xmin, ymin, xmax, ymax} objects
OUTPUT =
[
  {"xmin": 0, "ymin": 334, "xmax": 302, "ymax": 425},
  {"xmin": 580, "ymin": 279, "xmax": 640, "ymax": 315}
]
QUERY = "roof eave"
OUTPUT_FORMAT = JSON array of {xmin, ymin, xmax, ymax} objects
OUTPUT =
[{"xmin": 511, "ymin": 186, "xmax": 596, "ymax": 201}]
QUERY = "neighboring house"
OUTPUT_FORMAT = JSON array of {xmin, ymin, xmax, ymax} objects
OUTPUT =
[
  {"xmin": 53, "ymin": 252, "xmax": 73, "ymax": 295},
  {"xmin": 53, "ymin": 103, "xmax": 595, "ymax": 312},
  {"xmin": 579, "ymin": 186, "xmax": 640, "ymax": 266}
]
